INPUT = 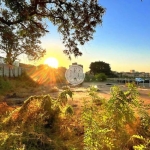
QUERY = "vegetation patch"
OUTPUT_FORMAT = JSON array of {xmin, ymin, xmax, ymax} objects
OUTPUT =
[
  {"xmin": 0, "ymin": 87, "xmax": 84, "ymax": 150},
  {"xmin": 83, "ymin": 83, "xmax": 150, "ymax": 150},
  {"xmin": 0, "ymin": 83, "xmax": 150, "ymax": 150}
]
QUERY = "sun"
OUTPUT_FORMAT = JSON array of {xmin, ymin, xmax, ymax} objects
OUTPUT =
[{"xmin": 44, "ymin": 57, "xmax": 59, "ymax": 68}]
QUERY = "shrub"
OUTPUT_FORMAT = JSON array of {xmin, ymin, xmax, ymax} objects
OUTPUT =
[
  {"xmin": 84, "ymin": 73, "xmax": 96, "ymax": 82},
  {"xmin": 0, "ymin": 89, "xmax": 75, "ymax": 150},
  {"xmin": 95, "ymin": 73, "xmax": 107, "ymax": 81}
]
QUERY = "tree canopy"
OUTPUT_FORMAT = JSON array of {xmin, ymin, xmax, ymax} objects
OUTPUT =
[
  {"xmin": 0, "ymin": 0, "xmax": 105, "ymax": 64},
  {"xmin": 0, "ymin": 21, "xmax": 46, "ymax": 65},
  {"xmin": 89, "ymin": 61, "xmax": 111, "ymax": 75}
]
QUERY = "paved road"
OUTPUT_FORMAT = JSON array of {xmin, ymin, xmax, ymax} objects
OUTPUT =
[{"xmin": 81, "ymin": 82, "xmax": 150, "ymax": 103}]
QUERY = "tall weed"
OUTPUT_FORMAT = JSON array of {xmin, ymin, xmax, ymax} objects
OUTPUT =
[{"xmin": 83, "ymin": 83, "xmax": 150, "ymax": 150}]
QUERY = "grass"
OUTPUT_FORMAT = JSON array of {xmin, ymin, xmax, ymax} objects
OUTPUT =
[{"xmin": 0, "ymin": 72, "xmax": 39, "ymax": 96}]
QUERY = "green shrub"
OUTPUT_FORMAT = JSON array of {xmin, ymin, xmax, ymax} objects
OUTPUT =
[
  {"xmin": 84, "ymin": 73, "xmax": 96, "ymax": 82},
  {"xmin": 83, "ymin": 85, "xmax": 114, "ymax": 150},
  {"xmin": 95, "ymin": 73, "xmax": 107, "ymax": 81}
]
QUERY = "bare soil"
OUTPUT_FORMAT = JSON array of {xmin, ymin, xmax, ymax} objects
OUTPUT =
[
  {"xmin": 68, "ymin": 82, "xmax": 150, "ymax": 116},
  {"xmin": 1, "ymin": 82, "xmax": 150, "ymax": 113}
]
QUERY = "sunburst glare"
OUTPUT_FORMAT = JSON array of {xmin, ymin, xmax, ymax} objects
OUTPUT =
[
  {"xmin": 44, "ymin": 57, "xmax": 59, "ymax": 68},
  {"xmin": 27, "ymin": 65, "xmax": 66, "ymax": 86}
]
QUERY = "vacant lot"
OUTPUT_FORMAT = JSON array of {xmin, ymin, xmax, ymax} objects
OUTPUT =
[
  {"xmin": 2, "ymin": 81, "xmax": 150, "ymax": 114},
  {"xmin": 67, "ymin": 82, "xmax": 150, "ymax": 115},
  {"xmin": 1, "ymin": 81, "xmax": 150, "ymax": 150}
]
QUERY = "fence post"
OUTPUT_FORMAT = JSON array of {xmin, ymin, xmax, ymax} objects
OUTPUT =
[{"xmin": 2, "ymin": 64, "xmax": 4, "ymax": 77}]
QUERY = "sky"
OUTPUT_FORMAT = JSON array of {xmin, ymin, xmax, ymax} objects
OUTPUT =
[{"xmin": 22, "ymin": 0, "xmax": 150, "ymax": 73}]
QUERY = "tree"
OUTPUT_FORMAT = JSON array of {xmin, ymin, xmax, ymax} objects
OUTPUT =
[
  {"xmin": 0, "ymin": 7, "xmax": 46, "ymax": 65},
  {"xmin": 0, "ymin": 0, "xmax": 105, "ymax": 61},
  {"xmin": 0, "ymin": 23, "xmax": 46, "ymax": 65},
  {"xmin": 89, "ymin": 61, "xmax": 111, "ymax": 75}
]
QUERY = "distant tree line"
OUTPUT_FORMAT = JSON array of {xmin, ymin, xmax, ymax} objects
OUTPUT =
[{"xmin": 85, "ymin": 61, "xmax": 118, "ymax": 82}]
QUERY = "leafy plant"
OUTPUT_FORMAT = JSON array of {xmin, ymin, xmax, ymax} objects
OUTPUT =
[
  {"xmin": 58, "ymin": 86, "xmax": 73, "ymax": 106},
  {"xmin": 130, "ymin": 135, "xmax": 150, "ymax": 150},
  {"xmin": 83, "ymin": 83, "xmax": 150, "ymax": 150},
  {"xmin": 83, "ymin": 85, "xmax": 114, "ymax": 150},
  {"xmin": 1, "ymin": 82, "xmax": 150, "ymax": 150}
]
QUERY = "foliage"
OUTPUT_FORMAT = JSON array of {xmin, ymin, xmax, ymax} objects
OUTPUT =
[
  {"xmin": 0, "ymin": 88, "xmax": 75, "ymax": 150},
  {"xmin": 18, "ymin": 72, "xmax": 39, "ymax": 87},
  {"xmin": 89, "ymin": 61, "xmax": 111, "ymax": 76},
  {"xmin": 83, "ymin": 85, "xmax": 114, "ymax": 150},
  {"xmin": 84, "ymin": 73, "xmax": 95, "ymax": 82},
  {"xmin": 0, "ymin": 16, "xmax": 46, "ymax": 65},
  {"xmin": 1, "ymin": 81, "xmax": 150, "ymax": 149},
  {"xmin": 0, "ymin": 0, "xmax": 105, "ymax": 59},
  {"xmin": 130, "ymin": 135, "xmax": 150, "ymax": 150},
  {"xmin": 58, "ymin": 86, "xmax": 73, "ymax": 106},
  {"xmin": 95, "ymin": 73, "xmax": 107, "ymax": 81},
  {"xmin": 84, "ymin": 72, "xmax": 107, "ymax": 82},
  {"xmin": 0, "ymin": 102, "xmax": 14, "ymax": 119},
  {"xmin": 83, "ymin": 83, "xmax": 150, "ymax": 150},
  {"xmin": 84, "ymin": 73, "xmax": 91, "ymax": 82}
]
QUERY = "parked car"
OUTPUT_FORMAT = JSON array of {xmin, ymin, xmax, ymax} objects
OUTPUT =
[
  {"xmin": 135, "ymin": 78, "xmax": 144, "ymax": 83},
  {"xmin": 144, "ymin": 79, "xmax": 150, "ymax": 83}
]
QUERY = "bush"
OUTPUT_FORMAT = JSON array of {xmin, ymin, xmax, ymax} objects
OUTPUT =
[
  {"xmin": 84, "ymin": 73, "xmax": 95, "ymax": 82},
  {"xmin": 95, "ymin": 73, "xmax": 107, "ymax": 81},
  {"xmin": 0, "ymin": 89, "xmax": 75, "ymax": 150}
]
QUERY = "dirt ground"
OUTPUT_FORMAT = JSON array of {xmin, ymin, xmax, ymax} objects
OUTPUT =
[
  {"xmin": 2, "ymin": 81, "xmax": 150, "ymax": 113},
  {"xmin": 67, "ymin": 82, "xmax": 150, "ymax": 116}
]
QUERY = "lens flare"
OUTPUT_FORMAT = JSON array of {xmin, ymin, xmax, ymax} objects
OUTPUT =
[
  {"xmin": 26, "ymin": 65, "xmax": 66, "ymax": 86},
  {"xmin": 44, "ymin": 57, "xmax": 58, "ymax": 68}
]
